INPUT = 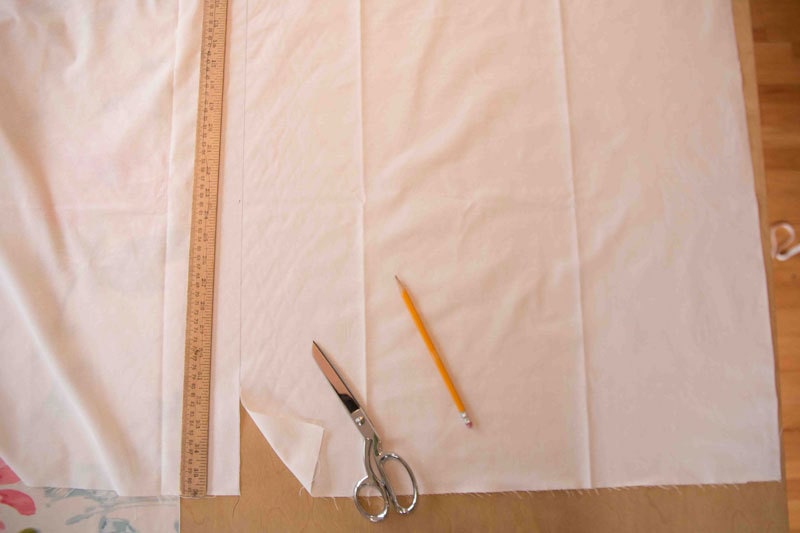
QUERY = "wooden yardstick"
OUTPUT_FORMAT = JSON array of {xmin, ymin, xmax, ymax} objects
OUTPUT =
[{"xmin": 180, "ymin": 0, "xmax": 229, "ymax": 498}]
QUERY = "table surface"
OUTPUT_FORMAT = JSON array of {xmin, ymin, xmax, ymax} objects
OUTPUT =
[
  {"xmin": 181, "ymin": 1, "xmax": 789, "ymax": 530},
  {"xmin": 750, "ymin": 0, "xmax": 800, "ymax": 530}
]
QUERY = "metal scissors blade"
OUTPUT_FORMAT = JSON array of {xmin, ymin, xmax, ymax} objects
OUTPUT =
[
  {"xmin": 312, "ymin": 342, "xmax": 380, "ymax": 444},
  {"xmin": 312, "ymin": 341, "xmax": 362, "ymax": 415}
]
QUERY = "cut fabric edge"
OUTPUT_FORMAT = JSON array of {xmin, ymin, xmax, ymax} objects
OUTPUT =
[{"xmin": 241, "ymin": 398, "xmax": 324, "ymax": 495}]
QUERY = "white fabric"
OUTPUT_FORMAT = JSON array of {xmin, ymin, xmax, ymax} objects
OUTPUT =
[
  {"xmin": 0, "ymin": 0, "xmax": 780, "ymax": 498},
  {"xmin": 0, "ymin": 0, "xmax": 239, "ymax": 495},
  {"xmin": 244, "ymin": 399, "xmax": 323, "ymax": 494},
  {"xmin": 222, "ymin": 0, "xmax": 781, "ymax": 497},
  {"xmin": 563, "ymin": 0, "xmax": 778, "ymax": 485}
]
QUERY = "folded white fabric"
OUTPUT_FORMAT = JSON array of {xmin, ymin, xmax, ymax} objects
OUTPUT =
[
  {"xmin": 0, "ymin": 0, "xmax": 239, "ymax": 495},
  {"xmin": 223, "ymin": 0, "xmax": 780, "ymax": 496}
]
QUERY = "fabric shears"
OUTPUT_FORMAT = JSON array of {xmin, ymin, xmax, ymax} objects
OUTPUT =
[{"xmin": 312, "ymin": 341, "xmax": 419, "ymax": 522}]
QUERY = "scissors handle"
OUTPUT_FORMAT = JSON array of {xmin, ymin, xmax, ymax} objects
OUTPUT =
[
  {"xmin": 354, "ymin": 474, "xmax": 390, "ymax": 522},
  {"xmin": 378, "ymin": 452, "xmax": 418, "ymax": 515},
  {"xmin": 353, "ymin": 440, "xmax": 418, "ymax": 522}
]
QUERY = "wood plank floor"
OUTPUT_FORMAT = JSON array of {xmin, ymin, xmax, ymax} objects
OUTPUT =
[{"xmin": 750, "ymin": 0, "xmax": 800, "ymax": 530}]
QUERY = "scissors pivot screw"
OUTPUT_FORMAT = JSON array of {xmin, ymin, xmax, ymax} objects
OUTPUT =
[{"xmin": 355, "ymin": 416, "xmax": 365, "ymax": 426}]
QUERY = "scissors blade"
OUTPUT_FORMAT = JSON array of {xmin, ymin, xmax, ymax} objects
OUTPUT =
[{"xmin": 312, "ymin": 341, "xmax": 361, "ymax": 414}]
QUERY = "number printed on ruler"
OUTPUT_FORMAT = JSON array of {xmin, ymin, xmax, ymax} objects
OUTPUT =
[{"xmin": 180, "ymin": 0, "xmax": 229, "ymax": 498}]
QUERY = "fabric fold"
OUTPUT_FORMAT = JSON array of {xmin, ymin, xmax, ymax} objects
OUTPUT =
[{"xmin": 242, "ymin": 399, "xmax": 324, "ymax": 494}]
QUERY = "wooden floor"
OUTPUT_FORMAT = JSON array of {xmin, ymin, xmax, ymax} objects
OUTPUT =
[{"xmin": 751, "ymin": 0, "xmax": 800, "ymax": 530}]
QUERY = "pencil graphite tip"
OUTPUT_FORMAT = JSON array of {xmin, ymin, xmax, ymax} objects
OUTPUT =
[{"xmin": 394, "ymin": 275, "xmax": 405, "ymax": 291}]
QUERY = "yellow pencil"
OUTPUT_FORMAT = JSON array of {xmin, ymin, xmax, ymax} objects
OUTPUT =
[{"xmin": 395, "ymin": 276, "xmax": 472, "ymax": 428}]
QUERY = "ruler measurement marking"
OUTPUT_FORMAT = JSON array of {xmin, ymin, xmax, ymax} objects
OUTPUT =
[{"xmin": 180, "ymin": 0, "xmax": 228, "ymax": 498}]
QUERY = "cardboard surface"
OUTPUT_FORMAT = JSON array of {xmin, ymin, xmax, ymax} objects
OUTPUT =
[
  {"xmin": 182, "ymin": 406, "xmax": 786, "ymax": 532},
  {"xmin": 181, "ymin": 1, "xmax": 789, "ymax": 530}
]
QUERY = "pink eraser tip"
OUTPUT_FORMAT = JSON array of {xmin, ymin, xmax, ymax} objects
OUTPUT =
[{"xmin": 465, "ymin": 421, "xmax": 473, "ymax": 428}]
